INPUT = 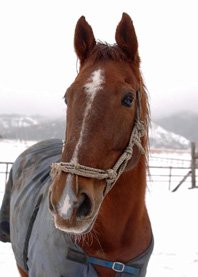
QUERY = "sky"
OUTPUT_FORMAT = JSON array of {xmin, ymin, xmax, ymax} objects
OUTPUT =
[{"xmin": 0, "ymin": 0, "xmax": 198, "ymax": 119}]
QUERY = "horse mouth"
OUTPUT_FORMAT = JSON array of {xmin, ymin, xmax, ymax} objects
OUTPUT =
[
  {"xmin": 49, "ymin": 190, "xmax": 101, "ymax": 235},
  {"xmin": 53, "ymin": 209, "xmax": 98, "ymax": 235}
]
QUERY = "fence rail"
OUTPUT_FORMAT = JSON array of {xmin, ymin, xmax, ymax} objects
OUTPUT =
[
  {"xmin": 0, "ymin": 161, "xmax": 197, "ymax": 192},
  {"xmin": 0, "ymin": 162, "xmax": 13, "ymax": 185},
  {"xmin": 0, "ymin": 142, "xmax": 198, "ymax": 192},
  {"xmin": 148, "ymin": 165, "xmax": 198, "ymax": 191}
]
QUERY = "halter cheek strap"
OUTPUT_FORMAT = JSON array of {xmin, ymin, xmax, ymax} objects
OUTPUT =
[{"xmin": 50, "ymin": 90, "xmax": 145, "ymax": 196}]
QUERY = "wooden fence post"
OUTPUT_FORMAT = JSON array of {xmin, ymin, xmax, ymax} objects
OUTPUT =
[{"xmin": 191, "ymin": 142, "xmax": 197, "ymax": 189}]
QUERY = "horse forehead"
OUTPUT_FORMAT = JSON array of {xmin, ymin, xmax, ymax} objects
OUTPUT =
[
  {"xmin": 77, "ymin": 63, "xmax": 128, "ymax": 95},
  {"xmin": 83, "ymin": 68, "xmax": 105, "ymax": 96}
]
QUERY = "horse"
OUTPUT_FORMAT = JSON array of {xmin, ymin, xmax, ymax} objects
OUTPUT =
[{"xmin": 0, "ymin": 13, "xmax": 153, "ymax": 277}]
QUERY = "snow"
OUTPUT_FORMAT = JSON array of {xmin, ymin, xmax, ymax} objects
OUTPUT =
[
  {"xmin": 1, "ymin": 140, "xmax": 198, "ymax": 276},
  {"xmin": 150, "ymin": 122, "xmax": 190, "ymax": 149},
  {"xmin": 0, "ymin": 139, "xmax": 36, "ymax": 162},
  {"xmin": 146, "ymin": 186, "xmax": 198, "ymax": 277},
  {"xmin": 0, "ymin": 115, "xmax": 38, "ymax": 129},
  {"xmin": 0, "ymin": 244, "xmax": 19, "ymax": 276}
]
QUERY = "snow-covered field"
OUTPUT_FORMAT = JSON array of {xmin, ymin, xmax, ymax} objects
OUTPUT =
[{"xmin": 0, "ymin": 140, "xmax": 198, "ymax": 276}]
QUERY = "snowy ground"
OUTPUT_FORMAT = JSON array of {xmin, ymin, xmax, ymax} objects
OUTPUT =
[
  {"xmin": 146, "ymin": 185, "xmax": 198, "ymax": 277},
  {"xmin": 0, "ymin": 140, "xmax": 198, "ymax": 276}
]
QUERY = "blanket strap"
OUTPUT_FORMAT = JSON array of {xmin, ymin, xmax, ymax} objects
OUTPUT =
[
  {"xmin": 67, "ymin": 248, "xmax": 140, "ymax": 275},
  {"xmin": 23, "ymin": 194, "xmax": 43, "ymax": 271}
]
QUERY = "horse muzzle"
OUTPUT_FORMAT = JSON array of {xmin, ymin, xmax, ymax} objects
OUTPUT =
[{"xmin": 48, "ymin": 183, "xmax": 101, "ymax": 235}]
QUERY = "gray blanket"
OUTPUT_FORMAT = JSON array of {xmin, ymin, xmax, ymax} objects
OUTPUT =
[{"xmin": 0, "ymin": 139, "xmax": 153, "ymax": 277}]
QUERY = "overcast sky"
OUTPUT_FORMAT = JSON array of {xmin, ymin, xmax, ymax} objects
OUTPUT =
[{"xmin": 0, "ymin": 0, "xmax": 198, "ymax": 119}]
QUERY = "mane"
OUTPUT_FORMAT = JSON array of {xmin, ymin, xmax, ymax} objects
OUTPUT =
[
  {"xmin": 91, "ymin": 42, "xmax": 129, "ymax": 62},
  {"xmin": 141, "ymin": 84, "xmax": 151, "ymax": 161}
]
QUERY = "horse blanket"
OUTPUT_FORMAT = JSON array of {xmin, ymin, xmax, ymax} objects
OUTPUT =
[{"xmin": 0, "ymin": 139, "xmax": 153, "ymax": 277}]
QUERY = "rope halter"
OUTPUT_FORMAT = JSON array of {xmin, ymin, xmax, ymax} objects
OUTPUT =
[{"xmin": 50, "ymin": 90, "xmax": 145, "ymax": 196}]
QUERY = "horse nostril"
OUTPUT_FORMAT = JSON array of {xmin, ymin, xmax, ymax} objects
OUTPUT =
[
  {"xmin": 77, "ymin": 193, "xmax": 92, "ymax": 219},
  {"xmin": 49, "ymin": 200, "xmax": 55, "ymax": 212},
  {"xmin": 49, "ymin": 191, "xmax": 57, "ymax": 214}
]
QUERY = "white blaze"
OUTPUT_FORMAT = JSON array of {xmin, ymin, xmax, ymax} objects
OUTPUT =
[
  {"xmin": 58, "ymin": 69, "xmax": 105, "ymax": 219},
  {"xmin": 72, "ymin": 68, "xmax": 105, "ymax": 162},
  {"xmin": 58, "ymin": 175, "xmax": 77, "ymax": 219}
]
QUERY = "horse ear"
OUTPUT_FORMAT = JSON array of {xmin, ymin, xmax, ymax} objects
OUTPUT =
[
  {"xmin": 115, "ymin": 13, "xmax": 138, "ymax": 62},
  {"xmin": 74, "ymin": 16, "xmax": 96, "ymax": 64}
]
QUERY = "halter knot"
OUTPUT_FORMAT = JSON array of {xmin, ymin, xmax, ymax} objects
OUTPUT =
[
  {"xmin": 136, "ymin": 120, "xmax": 145, "ymax": 137},
  {"xmin": 125, "ymin": 147, "xmax": 133, "ymax": 157},
  {"xmin": 74, "ymin": 163, "xmax": 80, "ymax": 170},
  {"xmin": 106, "ymin": 169, "xmax": 117, "ymax": 180}
]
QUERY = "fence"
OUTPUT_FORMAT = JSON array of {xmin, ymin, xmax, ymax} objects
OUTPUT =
[
  {"xmin": 147, "ymin": 165, "xmax": 198, "ymax": 191},
  {"xmin": 0, "ymin": 143, "xmax": 198, "ymax": 191},
  {"xmin": 148, "ymin": 156, "xmax": 190, "ymax": 191},
  {"xmin": 191, "ymin": 142, "xmax": 198, "ymax": 189},
  {"xmin": 148, "ymin": 142, "xmax": 198, "ymax": 191},
  {"xmin": 0, "ymin": 162, "xmax": 13, "ymax": 186},
  {"xmin": 0, "ymin": 162, "xmax": 196, "ymax": 191}
]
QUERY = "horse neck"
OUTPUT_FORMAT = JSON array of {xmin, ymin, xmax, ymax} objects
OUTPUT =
[{"xmin": 81, "ymin": 155, "xmax": 152, "ymax": 262}]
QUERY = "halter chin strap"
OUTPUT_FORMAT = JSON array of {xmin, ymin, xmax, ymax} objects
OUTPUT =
[{"xmin": 50, "ymin": 90, "xmax": 145, "ymax": 196}]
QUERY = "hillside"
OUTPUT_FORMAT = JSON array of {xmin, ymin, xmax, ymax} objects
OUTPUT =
[
  {"xmin": 156, "ymin": 111, "xmax": 198, "ymax": 142},
  {"xmin": 0, "ymin": 114, "xmax": 190, "ymax": 150},
  {"xmin": 149, "ymin": 122, "xmax": 190, "ymax": 150},
  {"xmin": 0, "ymin": 114, "xmax": 65, "ymax": 141}
]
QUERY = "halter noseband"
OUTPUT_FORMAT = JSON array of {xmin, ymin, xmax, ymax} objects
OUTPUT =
[{"xmin": 50, "ymin": 90, "xmax": 145, "ymax": 196}]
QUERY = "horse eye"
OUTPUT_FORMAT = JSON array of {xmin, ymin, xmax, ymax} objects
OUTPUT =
[
  {"xmin": 64, "ymin": 95, "xmax": 68, "ymax": 105},
  {"xmin": 64, "ymin": 89, "xmax": 69, "ymax": 105},
  {"xmin": 121, "ymin": 92, "xmax": 134, "ymax": 107}
]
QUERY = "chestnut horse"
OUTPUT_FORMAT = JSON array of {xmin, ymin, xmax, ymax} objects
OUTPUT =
[{"xmin": 0, "ymin": 13, "xmax": 153, "ymax": 276}]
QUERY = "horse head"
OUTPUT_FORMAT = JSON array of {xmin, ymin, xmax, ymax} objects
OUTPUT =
[{"xmin": 49, "ymin": 13, "xmax": 149, "ymax": 235}]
